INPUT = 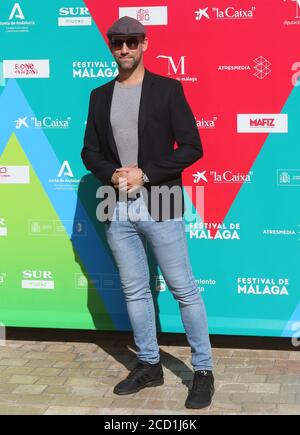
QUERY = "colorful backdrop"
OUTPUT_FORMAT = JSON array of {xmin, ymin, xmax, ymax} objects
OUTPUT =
[{"xmin": 0, "ymin": 0, "xmax": 299, "ymax": 337}]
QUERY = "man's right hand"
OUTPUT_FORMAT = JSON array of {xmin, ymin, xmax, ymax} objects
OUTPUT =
[{"xmin": 111, "ymin": 163, "xmax": 138, "ymax": 191}]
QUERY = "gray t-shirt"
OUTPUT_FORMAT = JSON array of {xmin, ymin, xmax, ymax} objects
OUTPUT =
[{"xmin": 110, "ymin": 80, "xmax": 143, "ymax": 167}]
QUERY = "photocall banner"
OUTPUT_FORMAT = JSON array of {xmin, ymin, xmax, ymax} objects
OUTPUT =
[{"xmin": 0, "ymin": 0, "xmax": 299, "ymax": 338}]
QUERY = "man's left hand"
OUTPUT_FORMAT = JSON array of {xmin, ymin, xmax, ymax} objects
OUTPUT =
[{"xmin": 116, "ymin": 166, "xmax": 144, "ymax": 192}]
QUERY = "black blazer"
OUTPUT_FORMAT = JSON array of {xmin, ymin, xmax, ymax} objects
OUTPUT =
[{"xmin": 81, "ymin": 68, "xmax": 203, "ymax": 221}]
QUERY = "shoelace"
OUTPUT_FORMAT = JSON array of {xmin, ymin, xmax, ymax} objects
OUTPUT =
[{"xmin": 127, "ymin": 362, "xmax": 148, "ymax": 380}]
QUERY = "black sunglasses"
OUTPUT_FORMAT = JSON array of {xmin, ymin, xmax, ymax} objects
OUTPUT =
[{"xmin": 110, "ymin": 37, "xmax": 144, "ymax": 51}]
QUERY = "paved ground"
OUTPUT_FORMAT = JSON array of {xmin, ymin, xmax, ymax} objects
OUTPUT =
[{"xmin": 0, "ymin": 330, "xmax": 299, "ymax": 415}]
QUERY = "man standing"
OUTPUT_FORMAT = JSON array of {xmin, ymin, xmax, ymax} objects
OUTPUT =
[{"xmin": 81, "ymin": 16, "xmax": 214, "ymax": 409}]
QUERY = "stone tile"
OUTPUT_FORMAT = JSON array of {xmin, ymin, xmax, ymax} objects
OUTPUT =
[
  {"xmin": 19, "ymin": 344, "xmax": 47, "ymax": 352},
  {"xmin": 44, "ymin": 386, "xmax": 73, "ymax": 395},
  {"xmin": 75, "ymin": 354, "xmax": 108, "ymax": 363},
  {"xmin": 97, "ymin": 376, "xmax": 126, "ymax": 387},
  {"xmin": 70, "ymin": 386, "xmax": 108, "ymax": 397},
  {"xmin": 242, "ymin": 403, "xmax": 278, "ymax": 414},
  {"xmin": 210, "ymin": 402, "xmax": 243, "ymax": 413},
  {"xmin": 30, "ymin": 368, "xmax": 63, "ymax": 377},
  {"xmin": 215, "ymin": 373, "xmax": 238, "ymax": 382},
  {"xmin": 231, "ymin": 393, "xmax": 265, "ymax": 404},
  {"xmin": 268, "ymin": 375, "xmax": 299, "ymax": 385},
  {"xmin": 45, "ymin": 345, "xmax": 74, "ymax": 353},
  {"xmin": 1, "ymin": 367, "xmax": 35, "ymax": 376},
  {"xmin": 244, "ymin": 359, "xmax": 276, "ymax": 368},
  {"xmin": 256, "ymin": 367, "xmax": 287, "ymax": 376},
  {"xmin": 218, "ymin": 382, "xmax": 249, "ymax": 393},
  {"xmin": 277, "ymin": 404, "xmax": 300, "ymax": 414},
  {"xmin": 217, "ymin": 358, "xmax": 249, "ymax": 367},
  {"xmin": 79, "ymin": 397, "xmax": 114, "ymax": 408},
  {"xmin": 274, "ymin": 361, "xmax": 300, "ymax": 373},
  {"xmin": 237, "ymin": 374, "xmax": 267, "ymax": 383},
  {"xmin": 147, "ymin": 399, "xmax": 185, "ymax": 411},
  {"xmin": 65, "ymin": 377, "xmax": 100, "ymax": 388},
  {"xmin": 0, "ymin": 405, "xmax": 47, "ymax": 415},
  {"xmin": 49, "ymin": 395, "xmax": 83, "ymax": 407},
  {"xmin": 0, "ymin": 393, "xmax": 19, "ymax": 404},
  {"xmin": 98, "ymin": 407, "xmax": 134, "ymax": 415},
  {"xmin": 0, "ymin": 384, "xmax": 18, "ymax": 394},
  {"xmin": 225, "ymin": 367, "xmax": 256, "ymax": 375},
  {"xmin": 0, "ymin": 350, "xmax": 26, "ymax": 358},
  {"xmin": 12, "ymin": 384, "xmax": 48, "ymax": 395},
  {"xmin": 248, "ymin": 383, "xmax": 281, "ymax": 394},
  {"xmin": 262, "ymin": 393, "xmax": 296, "ymax": 405},
  {"xmin": 35, "ymin": 377, "xmax": 68, "ymax": 386},
  {"xmin": 212, "ymin": 349, "xmax": 234, "ymax": 358},
  {"xmin": 0, "ymin": 359, "xmax": 28, "ymax": 367},
  {"xmin": 4, "ymin": 341, "xmax": 26, "ymax": 349},
  {"xmin": 60, "ymin": 369, "xmax": 92, "ymax": 377},
  {"xmin": 111, "ymin": 398, "xmax": 147, "ymax": 409},
  {"xmin": 15, "ymin": 394, "xmax": 54, "ymax": 406},
  {"xmin": 8, "ymin": 375, "xmax": 39, "ymax": 385},
  {"xmin": 232, "ymin": 350, "xmax": 289, "ymax": 360},
  {"xmin": 280, "ymin": 384, "xmax": 300, "ymax": 394},
  {"xmin": 52, "ymin": 361, "xmax": 81, "ymax": 369},
  {"xmin": 79, "ymin": 362, "xmax": 112, "ymax": 370},
  {"xmin": 289, "ymin": 352, "xmax": 300, "ymax": 361},
  {"xmin": 25, "ymin": 359, "xmax": 57, "ymax": 368},
  {"xmin": 44, "ymin": 406, "xmax": 101, "ymax": 415},
  {"xmin": 23, "ymin": 352, "xmax": 76, "ymax": 362},
  {"xmin": 89, "ymin": 369, "xmax": 122, "ymax": 377}
]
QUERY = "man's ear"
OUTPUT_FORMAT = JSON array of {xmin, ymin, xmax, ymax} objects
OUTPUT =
[{"xmin": 142, "ymin": 37, "xmax": 149, "ymax": 53}]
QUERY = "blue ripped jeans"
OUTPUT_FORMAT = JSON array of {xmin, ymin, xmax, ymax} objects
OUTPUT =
[{"xmin": 104, "ymin": 196, "xmax": 213, "ymax": 371}]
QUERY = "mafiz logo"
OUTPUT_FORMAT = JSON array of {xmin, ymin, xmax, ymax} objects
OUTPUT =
[{"xmin": 250, "ymin": 118, "xmax": 275, "ymax": 127}]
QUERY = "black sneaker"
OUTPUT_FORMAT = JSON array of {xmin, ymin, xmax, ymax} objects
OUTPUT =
[
  {"xmin": 113, "ymin": 360, "xmax": 164, "ymax": 395},
  {"xmin": 185, "ymin": 370, "xmax": 215, "ymax": 409}
]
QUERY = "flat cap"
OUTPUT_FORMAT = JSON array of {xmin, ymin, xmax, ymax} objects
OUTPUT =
[{"xmin": 107, "ymin": 16, "xmax": 147, "ymax": 39}]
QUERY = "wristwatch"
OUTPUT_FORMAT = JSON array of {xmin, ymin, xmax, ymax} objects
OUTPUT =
[{"xmin": 142, "ymin": 172, "xmax": 150, "ymax": 184}]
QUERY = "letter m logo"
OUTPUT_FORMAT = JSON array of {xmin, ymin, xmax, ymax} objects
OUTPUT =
[{"xmin": 157, "ymin": 56, "xmax": 186, "ymax": 75}]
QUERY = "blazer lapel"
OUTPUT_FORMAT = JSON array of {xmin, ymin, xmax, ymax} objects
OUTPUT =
[
  {"xmin": 105, "ymin": 78, "xmax": 121, "ymax": 165},
  {"xmin": 138, "ymin": 69, "xmax": 155, "ymax": 137}
]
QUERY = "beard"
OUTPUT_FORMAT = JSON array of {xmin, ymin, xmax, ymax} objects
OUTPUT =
[{"xmin": 116, "ymin": 54, "xmax": 141, "ymax": 72}]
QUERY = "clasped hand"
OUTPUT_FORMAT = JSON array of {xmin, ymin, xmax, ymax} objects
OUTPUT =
[{"xmin": 111, "ymin": 163, "xmax": 144, "ymax": 193}]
